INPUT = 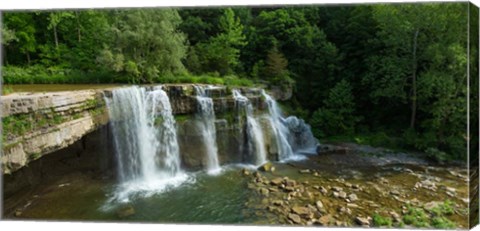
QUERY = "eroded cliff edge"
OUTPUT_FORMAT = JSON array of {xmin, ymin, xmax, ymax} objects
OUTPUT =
[{"xmin": 1, "ymin": 84, "xmax": 285, "ymax": 175}]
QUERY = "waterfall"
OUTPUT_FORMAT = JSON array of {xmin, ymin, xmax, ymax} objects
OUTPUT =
[
  {"xmin": 232, "ymin": 90, "xmax": 267, "ymax": 166},
  {"xmin": 105, "ymin": 86, "xmax": 187, "ymax": 201},
  {"xmin": 262, "ymin": 90, "xmax": 319, "ymax": 160},
  {"xmin": 261, "ymin": 90, "xmax": 295, "ymax": 160},
  {"xmin": 284, "ymin": 116, "xmax": 319, "ymax": 153},
  {"xmin": 194, "ymin": 86, "xmax": 221, "ymax": 174}
]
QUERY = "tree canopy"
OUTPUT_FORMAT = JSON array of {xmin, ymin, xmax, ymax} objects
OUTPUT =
[{"xmin": 2, "ymin": 3, "xmax": 473, "ymax": 161}]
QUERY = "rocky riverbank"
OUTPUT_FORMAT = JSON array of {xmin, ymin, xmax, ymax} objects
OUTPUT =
[{"xmin": 240, "ymin": 148, "xmax": 469, "ymax": 228}]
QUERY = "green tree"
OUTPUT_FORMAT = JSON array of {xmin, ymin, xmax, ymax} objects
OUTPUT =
[
  {"xmin": 3, "ymin": 13, "xmax": 37, "ymax": 64},
  {"xmin": 365, "ymin": 3, "xmax": 468, "ymax": 159},
  {"xmin": 310, "ymin": 79, "xmax": 358, "ymax": 137},
  {"xmin": 97, "ymin": 9, "xmax": 187, "ymax": 83},
  {"xmin": 195, "ymin": 8, "xmax": 247, "ymax": 75}
]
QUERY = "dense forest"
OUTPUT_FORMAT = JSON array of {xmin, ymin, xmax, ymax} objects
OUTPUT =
[{"xmin": 1, "ymin": 3, "xmax": 477, "ymax": 162}]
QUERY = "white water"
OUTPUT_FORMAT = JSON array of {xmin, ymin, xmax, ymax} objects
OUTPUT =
[
  {"xmin": 232, "ymin": 90, "xmax": 267, "ymax": 166},
  {"xmin": 261, "ymin": 90, "xmax": 295, "ymax": 161},
  {"xmin": 194, "ymin": 86, "xmax": 221, "ymax": 174},
  {"xmin": 105, "ymin": 86, "xmax": 188, "ymax": 202}
]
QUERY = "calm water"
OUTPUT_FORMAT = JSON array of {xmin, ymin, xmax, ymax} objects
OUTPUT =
[{"xmin": 9, "ymin": 166, "xmax": 259, "ymax": 224}]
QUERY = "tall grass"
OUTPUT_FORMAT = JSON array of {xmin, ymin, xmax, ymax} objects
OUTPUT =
[{"xmin": 2, "ymin": 65, "xmax": 255, "ymax": 87}]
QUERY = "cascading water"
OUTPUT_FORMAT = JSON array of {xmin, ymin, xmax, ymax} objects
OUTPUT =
[
  {"xmin": 261, "ymin": 90, "xmax": 295, "ymax": 161},
  {"xmin": 232, "ymin": 90, "xmax": 267, "ymax": 166},
  {"xmin": 105, "ymin": 86, "xmax": 187, "ymax": 202},
  {"xmin": 194, "ymin": 86, "xmax": 221, "ymax": 174},
  {"xmin": 261, "ymin": 90, "xmax": 319, "ymax": 159},
  {"xmin": 284, "ymin": 116, "xmax": 319, "ymax": 153}
]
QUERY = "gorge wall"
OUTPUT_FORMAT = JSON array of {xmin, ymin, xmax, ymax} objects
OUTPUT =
[{"xmin": 1, "ymin": 84, "xmax": 289, "ymax": 176}]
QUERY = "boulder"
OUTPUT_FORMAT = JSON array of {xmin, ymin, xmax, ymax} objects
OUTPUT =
[
  {"xmin": 332, "ymin": 186, "xmax": 343, "ymax": 192},
  {"xmin": 292, "ymin": 206, "xmax": 310, "ymax": 216},
  {"xmin": 259, "ymin": 188, "xmax": 270, "ymax": 196},
  {"xmin": 355, "ymin": 216, "xmax": 370, "ymax": 226},
  {"xmin": 299, "ymin": 169, "xmax": 311, "ymax": 174},
  {"xmin": 317, "ymin": 215, "xmax": 334, "ymax": 226},
  {"xmin": 242, "ymin": 169, "xmax": 250, "ymax": 176},
  {"xmin": 288, "ymin": 213, "xmax": 302, "ymax": 224},
  {"xmin": 348, "ymin": 193, "xmax": 358, "ymax": 202},
  {"xmin": 315, "ymin": 200, "xmax": 324, "ymax": 210},
  {"xmin": 271, "ymin": 178, "xmax": 283, "ymax": 186},
  {"xmin": 258, "ymin": 162, "xmax": 274, "ymax": 172}
]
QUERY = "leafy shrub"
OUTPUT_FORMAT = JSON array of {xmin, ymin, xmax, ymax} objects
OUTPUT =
[
  {"xmin": 402, "ymin": 206, "xmax": 430, "ymax": 228},
  {"xmin": 431, "ymin": 217, "xmax": 455, "ymax": 229},
  {"xmin": 372, "ymin": 214, "xmax": 392, "ymax": 227}
]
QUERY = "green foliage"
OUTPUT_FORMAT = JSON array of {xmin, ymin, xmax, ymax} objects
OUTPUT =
[
  {"xmin": 431, "ymin": 217, "xmax": 456, "ymax": 229},
  {"xmin": 194, "ymin": 8, "xmax": 247, "ymax": 75},
  {"xmin": 402, "ymin": 206, "xmax": 430, "ymax": 228},
  {"xmin": 2, "ymin": 5, "xmax": 470, "ymax": 162},
  {"xmin": 429, "ymin": 200, "xmax": 455, "ymax": 216},
  {"xmin": 96, "ymin": 9, "xmax": 187, "ymax": 83},
  {"xmin": 2, "ymin": 86, "xmax": 15, "ymax": 95},
  {"xmin": 310, "ymin": 79, "xmax": 358, "ymax": 137},
  {"xmin": 372, "ymin": 214, "xmax": 392, "ymax": 227}
]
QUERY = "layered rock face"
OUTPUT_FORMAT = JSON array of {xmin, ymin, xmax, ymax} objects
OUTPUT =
[
  {"xmin": 2, "ymin": 84, "xmax": 284, "ymax": 174},
  {"xmin": 1, "ymin": 90, "xmax": 109, "ymax": 174}
]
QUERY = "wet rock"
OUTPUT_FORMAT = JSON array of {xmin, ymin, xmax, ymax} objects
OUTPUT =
[
  {"xmin": 345, "ymin": 183, "xmax": 352, "ymax": 188},
  {"xmin": 389, "ymin": 211, "xmax": 401, "ymax": 222},
  {"xmin": 332, "ymin": 186, "xmax": 343, "ymax": 192},
  {"xmin": 259, "ymin": 188, "xmax": 270, "ymax": 196},
  {"xmin": 416, "ymin": 179, "xmax": 437, "ymax": 191},
  {"xmin": 284, "ymin": 186, "xmax": 295, "ymax": 192},
  {"xmin": 446, "ymin": 191, "xmax": 455, "ymax": 197},
  {"xmin": 242, "ymin": 169, "xmax": 250, "ymax": 176},
  {"xmin": 390, "ymin": 190, "xmax": 401, "ymax": 196},
  {"xmin": 299, "ymin": 169, "xmax": 311, "ymax": 174},
  {"xmin": 334, "ymin": 191, "xmax": 347, "ymax": 199},
  {"xmin": 268, "ymin": 187, "xmax": 279, "ymax": 192},
  {"xmin": 332, "ymin": 192, "xmax": 339, "ymax": 198},
  {"xmin": 271, "ymin": 178, "xmax": 283, "ymax": 186},
  {"xmin": 315, "ymin": 200, "xmax": 324, "ymax": 210},
  {"xmin": 320, "ymin": 186, "xmax": 328, "ymax": 194},
  {"xmin": 284, "ymin": 178, "xmax": 297, "ymax": 187},
  {"xmin": 379, "ymin": 177, "xmax": 389, "ymax": 184},
  {"xmin": 116, "ymin": 205, "xmax": 135, "ymax": 218},
  {"xmin": 338, "ymin": 207, "xmax": 352, "ymax": 215},
  {"xmin": 446, "ymin": 187, "xmax": 456, "ymax": 194},
  {"xmin": 288, "ymin": 213, "xmax": 302, "ymax": 224},
  {"xmin": 347, "ymin": 203, "xmax": 360, "ymax": 209},
  {"xmin": 355, "ymin": 216, "xmax": 370, "ymax": 226},
  {"xmin": 258, "ymin": 162, "xmax": 274, "ymax": 172},
  {"xmin": 348, "ymin": 193, "xmax": 358, "ymax": 202},
  {"xmin": 424, "ymin": 201, "xmax": 442, "ymax": 211},
  {"xmin": 14, "ymin": 210, "xmax": 22, "ymax": 217},
  {"xmin": 292, "ymin": 206, "xmax": 310, "ymax": 216},
  {"xmin": 317, "ymin": 215, "xmax": 334, "ymax": 226},
  {"xmin": 273, "ymin": 200, "xmax": 284, "ymax": 206}
]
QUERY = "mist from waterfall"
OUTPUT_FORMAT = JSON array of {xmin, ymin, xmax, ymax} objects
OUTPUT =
[
  {"xmin": 105, "ymin": 86, "xmax": 188, "ymax": 202},
  {"xmin": 232, "ymin": 89, "xmax": 267, "ymax": 166},
  {"xmin": 194, "ymin": 85, "xmax": 221, "ymax": 174}
]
